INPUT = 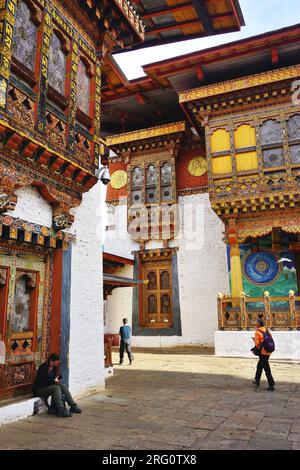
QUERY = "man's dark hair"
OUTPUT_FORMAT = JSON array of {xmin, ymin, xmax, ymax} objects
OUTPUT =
[
  {"xmin": 257, "ymin": 318, "xmax": 265, "ymax": 327},
  {"xmin": 123, "ymin": 318, "xmax": 128, "ymax": 324},
  {"xmin": 48, "ymin": 353, "xmax": 60, "ymax": 363}
]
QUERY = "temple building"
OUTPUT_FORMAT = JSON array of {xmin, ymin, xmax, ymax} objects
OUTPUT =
[
  {"xmin": 103, "ymin": 22, "xmax": 300, "ymax": 358},
  {"xmin": 0, "ymin": 0, "xmax": 244, "ymax": 409}
]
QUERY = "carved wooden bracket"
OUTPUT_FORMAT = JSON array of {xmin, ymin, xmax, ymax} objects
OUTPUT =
[
  {"xmin": 52, "ymin": 204, "xmax": 75, "ymax": 232},
  {"xmin": 0, "ymin": 185, "xmax": 17, "ymax": 213}
]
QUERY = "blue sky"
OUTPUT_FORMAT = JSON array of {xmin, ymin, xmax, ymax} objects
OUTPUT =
[{"xmin": 114, "ymin": 0, "xmax": 300, "ymax": 80}]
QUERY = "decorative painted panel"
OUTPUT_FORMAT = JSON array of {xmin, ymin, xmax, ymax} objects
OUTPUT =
[
  {"xmin": 146, "ymin": 164, "xmax": 157, "ymax": 186},
  {"xmin": 76, "ymin": 59, "xmax": 90, "ymax": 115},
  {"xmin": 48, "ymin": 32, "xmax": 66, "ymax": 95},
  {"xmin": 287, "ymin": 114, "xmax": 300, "ymax": 140},
  {"xmin": 12, "ymin": 1, "xmax": 37, "ymax": 71},
  {"xmin": 261, "ymin": 119, "xmax": 283, "ymax": 145},
  {"xmin": 6, "ymin": 361, "xmax": 33, "ymax": 388},
  {"xmin": 147, "ymin": 271, "xmax": 157, "ymax": 290},
  {"xmin": 160, "ymin": 162, "xmax": 172, "ymax": 185},
  {"xmin": 262, "ymin": 148, "xmax": 284, "ymax": 168},
  {"xmin": 11, "ymin": 273, "xmax": 33, "ymax": 332},
  {"xmin": 132, "ymin": 166, "xmax": 142, "ymax": 189}
]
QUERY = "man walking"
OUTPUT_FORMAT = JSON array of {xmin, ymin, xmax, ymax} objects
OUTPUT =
[
  {"xmin": 119, "ymin": 318, "xmax": 134, "ymax": 365},
  {"xmin": 252, "ymin": 318, "xmax": 275, "ymax": 391}
]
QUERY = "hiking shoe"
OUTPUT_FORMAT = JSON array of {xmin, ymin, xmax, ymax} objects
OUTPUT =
[
  {"xmin": 267, "ymin": 386, "xmax": 275, "ymax": 391},
  {"xmin": 57, "ymin": 408, "xmax": 72, "ymax": 418},
  {"xmin": 252, "ymin": 380, "xmax": 260, "ymax": 387},
  {"xmin": 70, "ymin": 404, "xmax": 82, "ymax": 414}
]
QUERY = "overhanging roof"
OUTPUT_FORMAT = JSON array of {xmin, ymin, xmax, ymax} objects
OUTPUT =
[
  {"xmin": 103, "ymin": 273, "xmax": 144, "ymax": 287},
  {"xmin": 125, "ymin": 0, "xmax": 245, "ymax": 50}
]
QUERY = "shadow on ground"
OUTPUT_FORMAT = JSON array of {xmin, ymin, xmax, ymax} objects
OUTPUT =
[{"xmin": 0, "ymin": 353, "xmax": 299, "ymax": 450}]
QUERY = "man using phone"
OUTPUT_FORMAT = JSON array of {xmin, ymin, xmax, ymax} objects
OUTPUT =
[{"xmin": 33, "ymin": 353, "xmax": 82, "ymax": 417}]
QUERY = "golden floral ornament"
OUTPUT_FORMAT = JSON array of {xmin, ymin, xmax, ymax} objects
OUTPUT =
[
  {"xmin": 188, "ymin": 156, "xmax": 207, "ymax": 177},
  {"xmin": 110, "ymin": 170, "xmax": 128, "ymax": 189}
]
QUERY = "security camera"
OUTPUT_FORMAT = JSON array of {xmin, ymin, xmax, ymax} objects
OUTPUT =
[{"xmin": 96, "ymin": 166, "xmax": 111, "ymax": 185}]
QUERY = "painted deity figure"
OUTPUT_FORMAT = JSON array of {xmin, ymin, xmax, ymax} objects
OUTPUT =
[{"xmin": 12, "ymin": 275, "xmax": 31, "ymax": 332}]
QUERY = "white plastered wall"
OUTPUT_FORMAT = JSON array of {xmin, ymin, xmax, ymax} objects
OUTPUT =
[
  {"xmin": 104, "ymin": 193, "xmax": 229, "ymax": 347},
  {"xmin": 5, "ymin": 186, "xmax": 53, "ymax": 226},
  {"xmin": 6, "ymin": 183, "xmax": 105, "ymax": 397},
  {"xmin": 68, "ymin": 180, "xmax": 105, "ymax": 397}
]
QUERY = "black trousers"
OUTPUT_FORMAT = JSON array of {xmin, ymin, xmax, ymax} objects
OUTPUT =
[
  {"xmin": 255, "ymin": 355, "xmax": 275, "ymax": 386},
  {"xmin": 119, "ymin": 339, "xmax": 134, "ymax": 363}
]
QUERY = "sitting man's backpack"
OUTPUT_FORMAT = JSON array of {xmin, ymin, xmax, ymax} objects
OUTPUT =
[{"xmin": 261, "ymin": 329, "xmax": 275, "ymax": 353}]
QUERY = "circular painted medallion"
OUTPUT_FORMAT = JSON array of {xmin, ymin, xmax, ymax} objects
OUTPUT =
[
  {"xmin": 110, "ymin": 170, "xmax": 128, "ymax": 189},
  {"xmin": 243, "ymin": 250, "xmax": 281, "ymax": 285},
  {"xmin": 188, "ymin": 156, "xmax": 207, "ymax": 177}
]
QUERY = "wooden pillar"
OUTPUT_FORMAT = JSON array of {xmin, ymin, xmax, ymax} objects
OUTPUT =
[{"xmin": 230, "ymin": 243, "xmax": 243, "ymax": 299}]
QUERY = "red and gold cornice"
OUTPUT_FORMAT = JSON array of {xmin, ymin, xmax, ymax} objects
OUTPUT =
[
  {"xmin": 0, "ymin": 119, "xmax": 97, "ymax": 193},
  {"xmin": 179, "ymin": 65, "xmax": 300, "ymax": 104},
  {"xmin": 106, "ymin": 121, "xmax": 189, "ymax": 156}
]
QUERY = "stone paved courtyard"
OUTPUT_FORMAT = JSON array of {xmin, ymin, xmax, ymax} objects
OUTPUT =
[{"xmin": 0, "ymin": 348, "xmax": 300, "ymax": 450}]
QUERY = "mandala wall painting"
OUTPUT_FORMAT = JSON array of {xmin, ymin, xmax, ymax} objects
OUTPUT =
[{"xmin": 243, "ymin": 250, "xmax": 281, "ymax": 285}]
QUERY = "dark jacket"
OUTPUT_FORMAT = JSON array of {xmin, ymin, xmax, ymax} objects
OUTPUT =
[{"xmin": 33, "ymin": 362, "xmax": 57, "ymax": 395}]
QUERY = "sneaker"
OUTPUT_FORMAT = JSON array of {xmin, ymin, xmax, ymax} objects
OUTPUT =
[
  {"xmin": 70, "ymin": 404, "xmax": 82, "ymax": 414},
  {"xmin": 252, "ymin": 380, "xmax": 260, "ymax": 387},
  {"xmin": 267, "ymin": 386, "xmax": 275, "ymax": 391},
  {"xmin": 57, "ymin": 408, "xmax": 72, "ymax": 418}
]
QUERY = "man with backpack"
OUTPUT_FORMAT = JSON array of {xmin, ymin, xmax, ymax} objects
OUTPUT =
[{"xmin": 252, "ymin": 318, "xmax": 275, "ymax": 391}]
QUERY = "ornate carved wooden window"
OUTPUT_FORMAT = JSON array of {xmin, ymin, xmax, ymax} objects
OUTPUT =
[
  {"xmin": 260, "ymin": 119, "xmax": 284, "ymax": 168},
  {"xmin": 287, "ymin": 114, "xmax": 300, "ymax": 165},
  {"xmin": 131, "ymin": 166, "xmax": 143, "ymax": 205},
  {"xmin": 12, "ymin": 1, "xmax": 37, "ymax": 72},
  {"xmin": 145, "ymin": 164, "xmax": 157, "ymax": 204},
  {"xmin": 48, "ymin": 32, "xmax": 67, "ymax": 96},
  {"xmin": 77, "ymin": 59, "xmax": 90, "ymax": 116},
  {"xmin": 130, "ymin": 159, "xmax": 175, "ymax": 206},
  {"xmin": 142, "ymin": 259, "xmax": 173, "ymax": 328}
]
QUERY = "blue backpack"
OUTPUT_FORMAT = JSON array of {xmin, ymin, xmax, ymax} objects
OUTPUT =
[{"xmin": 261, "ymin": 329, "xmax": 275, "ymax": 353}]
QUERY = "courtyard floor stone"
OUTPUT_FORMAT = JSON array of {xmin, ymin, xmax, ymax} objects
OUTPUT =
[{"xmin": 0, "ymin": 348, "xmax": 300, "ymax": 450}]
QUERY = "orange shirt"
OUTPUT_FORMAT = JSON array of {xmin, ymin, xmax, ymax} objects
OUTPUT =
[{"xmin": 255, "ymin": 326, "xmax": 272, "ymax": 356}]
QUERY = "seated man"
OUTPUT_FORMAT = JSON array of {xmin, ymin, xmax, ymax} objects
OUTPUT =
[{"xmin": 33, "ymin": 353, "xmax": 81, "ymax": 418}]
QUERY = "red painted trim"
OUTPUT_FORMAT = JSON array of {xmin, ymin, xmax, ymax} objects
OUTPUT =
[
  {"xmin": 229, "ymin": 0, "xmax": 241, "ymax": 29},
  {"xmin": 143, "ymin": 24, "xmax": 300, "ymax": 72}
]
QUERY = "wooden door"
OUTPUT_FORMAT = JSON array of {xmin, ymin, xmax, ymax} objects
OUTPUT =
[
  {"xmin": 143, "ymin": 260, "xmax": 173, "ymax": 328},
  {"xmin": 0, "ymin": 251, "xmax": 47, "ymax": 400}
]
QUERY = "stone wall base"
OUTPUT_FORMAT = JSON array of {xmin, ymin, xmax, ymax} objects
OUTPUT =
[{"xmin": 215, "ymin": 330, "xmax": 300, "ymax": 361}]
